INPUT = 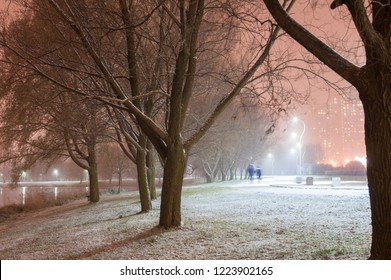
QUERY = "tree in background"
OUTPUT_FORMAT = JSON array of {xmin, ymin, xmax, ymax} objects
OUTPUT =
[
  {"xmin": 263, "ymin": 0, "xmax": 391, "ymax": 259},
  {"xmin": 98, "ymin": 143, "xmax": 130, "ymax": 191},
  {"xmin": 108, "ymin": 107, "xmax": 153, "ymax": 212},
  {"xmin": 0, "ymin": 72, "xmax": 109, "ymax": 202},
  {"xmin": 190, "ymin": 100, "xmax": 279, "ymax": 182}
]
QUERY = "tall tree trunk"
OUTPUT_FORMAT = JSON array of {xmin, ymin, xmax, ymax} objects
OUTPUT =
[
  {"xmin": 360, "ymin": 73, "xmax": 391, "ymax": 259},
  {"xmin": 136, "ymin": 135, "xmax": 152, "ymax": 212},
  {"xmin": 147, "ymin": 140, "xmax": 157, "ymax": 200},
  {"xmin": 159, "ymin": 142, "xmax": 187, "ymax": 228},
  {"xmin": 88, "ymin": 162, "xmax": 99, "ymax": 203},
  {"xmin": 87, "ymin": 142, "xmax": 100, "ymax": 203},
  {"xmin": 221, "ymin": 169, "xmax": 227, "ymax": 181},
  {"xmin": 118, "ymin": 171, "xmax": 122, "ymax": 194},
  {"xmin": 205, "ymin": 172, "xmax": 212, "ymax": 183},
  {"xmin": 229, "ymin": 168, "xmax": 235, "ymax": 180}
]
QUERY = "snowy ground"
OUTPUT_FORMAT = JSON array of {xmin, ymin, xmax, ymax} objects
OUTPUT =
[{"xmin": 0, "ymin": 177, "xmax": 371, "ymax": 260}]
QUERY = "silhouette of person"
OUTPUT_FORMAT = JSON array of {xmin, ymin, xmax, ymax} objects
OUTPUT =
[
  {"xmin": 248, "ymin": 164, "xmax": 255, "ymax": 181},
  {"xmin": 256, "ymin": 168, "xmax": 262, "ymax": 180}
]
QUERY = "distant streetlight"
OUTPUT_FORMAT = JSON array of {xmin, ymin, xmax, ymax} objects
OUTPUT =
[
  {"xmin": 84, "ymin": 170, "xmax": 89, "ymax": 182},
  {"xmin": 53, "ymin": 169, "xmax": 59, "ymax": 181},
  {"xmin": 292, "ymin": 117, "xmax": 306, "ymax": 177},
  {"xmin": 21, "ymin": 171, "xmax": 27, "ymax": 182},
  {"xmin": 267, "ymin": 153, "xmax": 274, "ymax": 175}
]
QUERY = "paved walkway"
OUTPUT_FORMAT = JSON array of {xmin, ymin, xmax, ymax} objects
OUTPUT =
[{"xmin": 186, "ymin": 176, "xmax": 369, "ymax": 197}]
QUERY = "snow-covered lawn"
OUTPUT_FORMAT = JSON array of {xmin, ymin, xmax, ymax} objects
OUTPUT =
[{"xmin": 0, "ymin": 178, "xmax": 371, "ymax": 259}]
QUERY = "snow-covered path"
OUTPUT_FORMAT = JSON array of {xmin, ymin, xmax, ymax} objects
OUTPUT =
[{"xmin": 0, "ymin": 177, "xmax": 371, "ymax": 259}]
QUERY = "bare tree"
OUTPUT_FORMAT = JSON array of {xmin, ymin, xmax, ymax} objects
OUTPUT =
[
  {"xmin": 0, "ymin": 0, "xmax": 298, "ymax": 228},
  {"xmin": 0, "ymin": 75, "xmax": 108, "ymax": 202},
  {"xmin": 263, "ymin": 0, "xmax": 391, "ymax": 259},
  {"xmin": 62, "ymin": 98, "xmax": 108, "ymax": 202},
  {"xmin": 190, "ymin": 99, "xmax": 279, "ymax": 182},
  {"xmin": 108, "ymin": 107, "xmax": 152, "ymax": 212}
]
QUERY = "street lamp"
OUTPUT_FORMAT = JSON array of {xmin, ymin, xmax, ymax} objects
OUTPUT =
[
  {"xmin": 53, "ymin": 169, "xmax": 59, "ymax": 181},
  {"xmin": 292, "ymin": 116, "xmax": 306, "ymax": 178},
  {"xmin": 267, "ymin": 153, "xmax": 274, "ymax": 175},
  {"xmin": 21, "ymin": 171, "xmax": 27, "ymax": 182},
  {"xmin": 84, "ymin": 170, "xmax": 89, "ymax": 182}
]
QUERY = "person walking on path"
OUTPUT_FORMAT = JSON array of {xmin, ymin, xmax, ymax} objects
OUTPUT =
[
  {"xmin": 248, "ymin": 164, "xmax": 255, "ymax": 181},
  {"xmin": 256, "ymin": 168, "xmax": 262, "ymax": 180}
]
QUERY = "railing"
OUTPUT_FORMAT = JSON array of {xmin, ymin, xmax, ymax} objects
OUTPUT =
[{"xmin": 0, "ymin": 184, "xmax": 90, "ymax": 209}]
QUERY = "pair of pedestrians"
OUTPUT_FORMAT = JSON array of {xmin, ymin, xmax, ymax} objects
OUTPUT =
[{"xmin": 248, "ymin": 164, "xmax": 261, "ymax": 181}]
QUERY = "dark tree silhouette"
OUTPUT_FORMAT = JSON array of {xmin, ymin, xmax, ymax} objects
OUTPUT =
[{"xmin": 263, "ymin": 0, "xmax": 391, "ymax": 259}]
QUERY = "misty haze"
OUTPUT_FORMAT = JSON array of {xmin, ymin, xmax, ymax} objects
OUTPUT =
[{"xmin": 0, "ymin": 0, "xmax": 390, "ymax": 261}]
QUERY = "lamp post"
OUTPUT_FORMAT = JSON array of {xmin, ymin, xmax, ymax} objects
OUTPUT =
[
  {"xmin": 292, "ymin": 117, "xmax": 306, "ymax": 177},
  {"xmin": 267, "ymin": 153, "xmax": 274, "ymax": 175}
]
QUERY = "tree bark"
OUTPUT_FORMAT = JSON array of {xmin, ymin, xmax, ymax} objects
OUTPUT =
[
  {"xmin": 136, "ymin": 135, "xmax": 152, "ymax": 212},
  {"xmin": 360, "ymin": 70, "xmax": 391, "ymax": 259},
  {"xmin": 159, "ymin": 141, "xmax": 187, "ymax": 228},
  {"xmin": 87, "ymin": 149, "xmax": 100, "ymax": 203},
  {"xmin": 88, "ymin": 165, "xmax": 99, "ymax": 203},
  {"xmin": 147, "ymin": 140, "xmax": 157, "ymax": 200}
]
